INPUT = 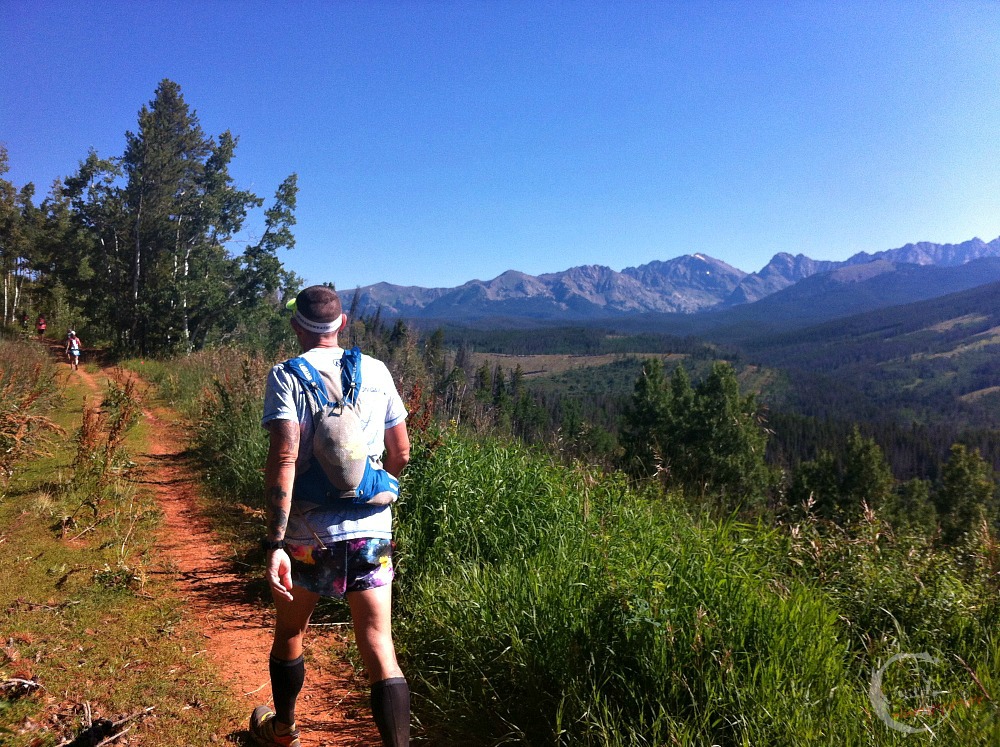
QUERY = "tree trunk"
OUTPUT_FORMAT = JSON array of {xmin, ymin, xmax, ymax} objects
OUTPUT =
[
  {"xmin": 182, "ymin": 238, "xmax": 192, "ymax": 354},
  {"xmin": 11, "ymin": 264, "xmax": 22, "ymax": 324},
  {"xmin": 2, "ymin": 268, "xmax": 9, "ymax": 325},
  {"xmin": 131, "ymin": 192, "xmax": 143, "ymax": 351}
]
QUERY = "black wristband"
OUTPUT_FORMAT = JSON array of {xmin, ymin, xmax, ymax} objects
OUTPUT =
[{"xmin": 261, "ymin": 538, "xmax": 287, "ymax": 552}]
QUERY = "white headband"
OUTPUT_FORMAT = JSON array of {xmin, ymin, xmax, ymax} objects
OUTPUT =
[{"xmin": 292, "ymin": 310, "xmax": 344, "ymax": 335}]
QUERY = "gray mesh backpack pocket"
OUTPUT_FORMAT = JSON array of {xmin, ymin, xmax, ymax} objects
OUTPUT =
[{"xmin": 283, "ymin": 348, "xmax": 399, "ymax": 506}]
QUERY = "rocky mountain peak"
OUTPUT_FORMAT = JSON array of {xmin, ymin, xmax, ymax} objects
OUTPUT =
[{"xmin": 348, "ymin": 236, "xmax": 1000, "ymax": 322}]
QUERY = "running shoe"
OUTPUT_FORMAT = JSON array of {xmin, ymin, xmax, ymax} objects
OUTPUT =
[{"xmin": 249, "ymin": 705, "xmax": 301, "ymax": 747}]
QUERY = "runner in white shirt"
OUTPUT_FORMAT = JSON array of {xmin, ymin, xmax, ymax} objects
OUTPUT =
[{"xmin": 251, "ymin": 285, "xmax": 411, "ymax": 747}]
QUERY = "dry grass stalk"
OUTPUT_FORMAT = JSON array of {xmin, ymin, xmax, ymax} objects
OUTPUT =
[{"xmin": 0, "ymin": 363, "xmax": 66, "ymax": 485}]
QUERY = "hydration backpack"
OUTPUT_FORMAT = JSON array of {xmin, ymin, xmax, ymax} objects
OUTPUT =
[{"xmin": 282, "ymin": 347, "xmax": 399, "ymax": 506}]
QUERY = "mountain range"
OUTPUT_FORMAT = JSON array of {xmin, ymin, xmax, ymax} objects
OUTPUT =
[{"xmin": 348, "ymin": 236, "xmax": 1000, "ymax": 326}]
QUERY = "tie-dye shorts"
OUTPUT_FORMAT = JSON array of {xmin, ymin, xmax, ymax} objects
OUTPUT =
[{"xmin": 286, "ymin": 538, "xmax": 394, "ymax": 599}]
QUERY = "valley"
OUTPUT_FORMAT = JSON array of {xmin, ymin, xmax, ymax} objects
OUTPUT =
[{"xmin": 467, "ymin": 350, "xmax": 685, "ymax": 378}]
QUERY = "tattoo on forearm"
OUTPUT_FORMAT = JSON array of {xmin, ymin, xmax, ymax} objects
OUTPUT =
[{"xmin": 267, "ymin": 486, "xmax": 289, "ymax": 538}]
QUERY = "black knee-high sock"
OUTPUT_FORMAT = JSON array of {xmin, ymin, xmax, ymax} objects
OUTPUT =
[
  {"xmin": 371, "ymin": 676, "xmax": 410, "ymax": 746},
  {"xmin": 269, "ymin": 655, "xmax": 305, "ymax": 726}
]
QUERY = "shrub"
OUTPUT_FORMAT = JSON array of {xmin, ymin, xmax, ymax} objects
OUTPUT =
[
  {"xmin": 0, "ymin": 338, "xmax": 63, "ymax": 486},
  {"xmin": 183, "ymin": 349, "xmax": 275, "ymax": 502}
]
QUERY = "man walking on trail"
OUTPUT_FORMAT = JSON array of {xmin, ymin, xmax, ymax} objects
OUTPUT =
[
  {"xmin": 252, "ymin": 285, "xmax": 411, "ymax": 747},
  {"xmin": 66, "ymin": 330, "xmax": 82, "ymax": 371}
]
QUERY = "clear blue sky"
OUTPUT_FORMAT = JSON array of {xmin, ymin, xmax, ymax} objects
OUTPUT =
[{"xmin": 4, "ymin": 1, "xmax": 1000, "ymax": 291}]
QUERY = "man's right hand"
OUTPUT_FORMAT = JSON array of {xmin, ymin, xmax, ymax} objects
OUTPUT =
[{"xmin": 267, "ymin": 548, "xmax": 294, "ymax": 601}]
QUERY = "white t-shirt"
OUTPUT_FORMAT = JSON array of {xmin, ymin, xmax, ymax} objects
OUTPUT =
[{"xmin": 261, "ymin": 346, "xmax": 407, "ymax": 543}]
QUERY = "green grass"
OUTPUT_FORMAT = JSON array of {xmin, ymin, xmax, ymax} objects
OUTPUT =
[
  {"xmin": 0, "ymin": 342, "xmax": 244, "ymax": 745},
  {"xmin": 393, "ymin": 433, "xmax": 1000, "ymax": 745},
  {"xmin": 0, "ymin": 518, "xmax": 243, "ymax": 745}
]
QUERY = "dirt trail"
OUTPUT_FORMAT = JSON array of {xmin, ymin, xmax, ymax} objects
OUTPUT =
[{"xmin": 67, "ymin": 359, "xmax": 379, "ymax": 746}]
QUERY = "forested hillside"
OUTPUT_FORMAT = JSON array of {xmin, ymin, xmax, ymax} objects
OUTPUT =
[
  {"xmin": 748, "ymin": 280, "xmax": 1000, "ymax": 426},
  {"xmin": 429, "ymin": 288, "xmax": 1000, "ymax": 544}
]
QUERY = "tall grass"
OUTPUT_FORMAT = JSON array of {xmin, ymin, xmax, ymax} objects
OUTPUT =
[
  {"xmin": 0, "ymin": 338, "xmax": 63, "ymax": 485},
  {"xmin": 395, "ymin": 433, "xmax": 1000, "ymax": 745},
  {"xmin": 72, "ymin": 371, "xmax": 143, "ymax": 487},
  {"xmin": 781, "ymin": 503, "xmax": 1000, "ymax": 661},
  {"xmin": 193, "ymin": 352, "xmax": 273, "ymax": 502}
]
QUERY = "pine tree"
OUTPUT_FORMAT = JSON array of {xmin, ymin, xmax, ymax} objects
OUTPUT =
[
  {"xmin": 684, "ymin": 362, "xmax": 772, "ymax": 506},
  {"xmin": 789, "ymin": 451, "xmax": 840, "ymax": 516},
  {"xmin": 622, "ymin": 360, "xmax": 772, "ymax": 507},
  {"xmin": 474, "ymin": 362, "xmax": 493, "ymax": 403},
  {"xmin": 423, "ymin": 328, "xmax": 447, "ymax": 389},
  {"xmin": 840, "ymin": 427, "xmax": 895, "ymax": 513},
  {"xmin": 620, "ymin": 358, "xmax": 670, "ymax": 478},
  {"xmin": 117, "ymin": 79, "xmax": 264, "ymax": 354},
  {"xmin": 935, "ymin": 444, "xmax": 997, "ymax": 544},
  {"xmin": 885, "ymin": 478, "xmax": 937, "ymax": 535},
  {"xmin": 788, "ymin": 427, "xmax": 894, "ymax": 521},
  {"xmin": 60, "ymin": 151, "xmax": 127, "ymax": 338}
]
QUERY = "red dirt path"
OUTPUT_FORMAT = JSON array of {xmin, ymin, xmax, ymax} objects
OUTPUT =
[{"xmin": 70, "ymin": 361, "xmax": 380, "ymax": 746}]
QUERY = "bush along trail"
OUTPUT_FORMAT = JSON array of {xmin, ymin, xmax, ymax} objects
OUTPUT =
[{"xmin": 0, "ymin": 337, "xmax": 380, "ymax": 746}]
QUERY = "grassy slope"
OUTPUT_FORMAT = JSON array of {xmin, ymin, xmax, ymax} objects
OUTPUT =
[
  {"xmin": 394, "ymin": 431, "xmax": 1000, "ymax": 745},
  {"xmin": 0, "ymin": 349, "xmax": 242, "ymax": 745}
]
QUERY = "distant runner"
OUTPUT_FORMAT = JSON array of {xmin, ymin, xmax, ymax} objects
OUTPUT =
[
  {"xmin": 65, "ymin": 330, "xmax": 82, "ymax": 371},
  {"xmin": 35, "ymin": 314, "xmax": 46, "ymax": 337}
]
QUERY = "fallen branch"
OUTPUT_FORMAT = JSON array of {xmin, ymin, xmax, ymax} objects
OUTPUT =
[
  {"xmin": 55, "ymin": 705, "xmax": 154, "ymax": 747},
  {"xmin": 0, "ymin": 677, "xmax": 43, "ymax": 697},
  {"xmin": 69, "ymin": 524, "xmax": 97, "ymax": 542},
  {"xmin": 95, "ymin": 725, "xmax": 132, "ymax": 746}
]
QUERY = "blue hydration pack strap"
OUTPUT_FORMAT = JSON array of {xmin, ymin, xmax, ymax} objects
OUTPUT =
[
  {"xmin": 340, "ymin": 347, "xmax": 362, "ymax": 406},
  {"xmin": 282, "ymin": 356, "xmax": 331, "ymax": 410},
  {"xmin": 282, "ymin": 347, "xmax": 364, "ymax": 410},
  {"xmin": 355, "ymin": 459, "xmax": 399, "ymax": 504}
]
